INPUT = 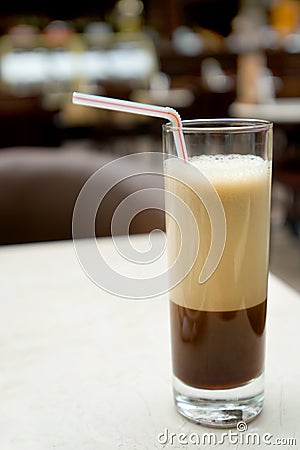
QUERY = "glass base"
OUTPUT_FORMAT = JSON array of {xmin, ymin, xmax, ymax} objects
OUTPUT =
[{"xmin": 173, "ymin": 373, "xmax": 264, "ymax": 428}]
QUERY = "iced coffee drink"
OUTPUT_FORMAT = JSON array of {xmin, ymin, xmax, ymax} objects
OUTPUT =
[{"xmin": 163, "ymin": 119, "xmax": 273, "ymax": 427}]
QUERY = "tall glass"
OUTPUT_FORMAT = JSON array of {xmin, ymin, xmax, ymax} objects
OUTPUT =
[{"xmin": 163, "ymin": 119, "xmax": 273, "ymax": 427}]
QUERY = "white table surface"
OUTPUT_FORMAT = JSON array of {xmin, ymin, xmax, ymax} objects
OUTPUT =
[{"xmin": 0, "ymin": 234, "xmax": 299, "ymax": 449}]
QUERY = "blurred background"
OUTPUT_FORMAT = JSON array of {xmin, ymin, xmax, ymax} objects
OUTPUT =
[{"xmin": 0, "ymin": 0, "xmax": 299, "ymax": 291}]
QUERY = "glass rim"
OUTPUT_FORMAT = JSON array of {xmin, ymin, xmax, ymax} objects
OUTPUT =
[{"xmin": 163, "ymin": 118, "xmax": 273, "ymax": 133}]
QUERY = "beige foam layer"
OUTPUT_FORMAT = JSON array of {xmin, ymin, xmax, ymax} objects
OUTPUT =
[{"xmin": 164, "ymin": 155, "xmax": 272, "ymax": 312}]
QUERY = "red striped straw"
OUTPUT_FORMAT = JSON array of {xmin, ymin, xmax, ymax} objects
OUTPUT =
[{"xmin": 72, "ymin": 92, "xmax": 188, "ymax": 161}]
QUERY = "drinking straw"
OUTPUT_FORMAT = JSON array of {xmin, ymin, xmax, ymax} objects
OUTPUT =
[{"xmin": 72, "ymin": 92, "xmax": 188, "ymax": 161}]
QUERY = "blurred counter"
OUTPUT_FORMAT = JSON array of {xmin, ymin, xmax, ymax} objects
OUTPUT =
[
  {"xmin": 229, "ymin": 98, "xmax": 300, "ymax": 123},
  {"xmin": 0, "ymin": 31, "xmax": 159, "ymax": 91}
]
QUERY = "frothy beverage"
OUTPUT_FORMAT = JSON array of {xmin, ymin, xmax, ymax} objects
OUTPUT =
[{"xmin": 164, "ymin": 154, "xmax": 271, "ymax": 390}]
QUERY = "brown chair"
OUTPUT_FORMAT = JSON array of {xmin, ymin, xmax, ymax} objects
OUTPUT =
[{"xmin": 0, "ymin": 147, "xmax": 165, "ymax": 245}]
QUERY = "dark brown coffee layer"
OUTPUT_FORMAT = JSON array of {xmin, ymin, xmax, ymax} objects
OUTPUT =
[{"xmin": 170, "ymin": 299, "xmax": 266, "ymax": 390}]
